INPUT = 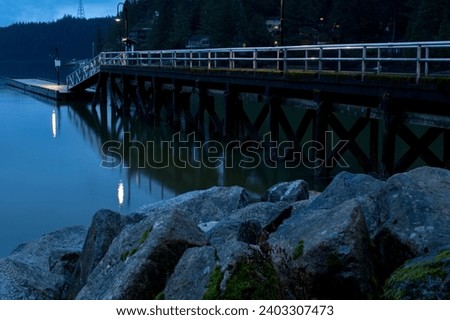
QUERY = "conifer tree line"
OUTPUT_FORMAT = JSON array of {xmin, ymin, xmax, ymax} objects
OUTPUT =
[{"xmin": 108, "ymin": 0, "xmax": 450, "ymax": 50}]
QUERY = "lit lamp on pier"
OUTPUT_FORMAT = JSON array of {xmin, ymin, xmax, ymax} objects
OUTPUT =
[{"xmin": 115, "ymin": 2, "xmax": 136, "ymax": 51}]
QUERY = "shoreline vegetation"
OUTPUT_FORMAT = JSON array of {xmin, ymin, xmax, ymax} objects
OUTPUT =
[{"xmin": 0, "ymin": 166, "xmax": 449, "ymax": 299}]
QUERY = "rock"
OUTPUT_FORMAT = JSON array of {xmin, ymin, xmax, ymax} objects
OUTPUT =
[
  {"xmin": 0, "ymin": 226, "xmax": 87, "ymax": 299},
  {"xmin": 383, "ymin": 246, "xmax": 450, "ymax": 299},
  {"xmin": 269, "ymin": 199, "xmax": 377, "ymax": 299},
  {"xmin": 164, "ymin": 246, "xmax": 218, "ymax": 300},
  {"xmin": 207, "ymin": 201, "xmax": 291, "ymax": 246},
  {"xmin": 237, "ymin": 220, "xmax": 262, "ymax": 245},
  {"xmin": 308, "ymin": 171, "xmax": 386, "ymax": 237},
  {"xmin": 64, "ymin": 209, "xmax": 145, "ymax": 299},
  {"xmin": 375, "ymin": 167, "xmax": 450, "ymax": 276},
  {"xmin": 76, "ymin": 209, "xmax": 208, "ymax": 299},
  {"xmin": 214, "ymin": 241, "xmax": 282, "ymax": 300},
  {"xmin": 136, "ymin": 186, "xmax": 250, "ymax": 224},
  {"xmin": 263, "ymin": 180, "xmax": 309, "ymax": 203}
]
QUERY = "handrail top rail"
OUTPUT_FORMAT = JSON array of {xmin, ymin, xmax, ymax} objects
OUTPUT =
[{"xmin": 99, "ymin": 40, "xmax": 450, "ymax": 56}]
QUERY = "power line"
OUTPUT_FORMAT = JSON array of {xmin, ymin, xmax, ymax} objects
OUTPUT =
[{"xmin": 77, "ymin": 0, "xmax": 86, "ymax": 19}]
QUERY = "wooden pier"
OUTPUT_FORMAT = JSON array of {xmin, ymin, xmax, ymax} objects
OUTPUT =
[{"xmin": 63, "ymin": 41, "xmax": 450, "ymax": 177}]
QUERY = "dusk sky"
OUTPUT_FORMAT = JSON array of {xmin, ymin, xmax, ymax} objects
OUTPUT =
[{"xmin": 0, "ymin": 0, "xmax": 119, "ymax": 27}]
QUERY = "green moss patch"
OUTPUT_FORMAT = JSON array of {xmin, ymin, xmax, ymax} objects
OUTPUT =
[
  {"xmin": 223, "ymin": 259, "xmax": 281, "ymax": 300},
  {"xmin": 203, "ymin": 266, "xmax": 224, "ymax": 300},
  {"xmin": 120, "ymin": 226, "xmax": 154, "ymax": 262},
  {"xmin": 292, "ymin": 240, "xmax": 304, "ymax": 260},
  {"xmin": 383, "ymin": 249, "xmax": 450, "ymax": 299}
]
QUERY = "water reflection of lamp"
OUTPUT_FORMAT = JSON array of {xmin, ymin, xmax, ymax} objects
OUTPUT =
[
  {"xmin": 52, "ymin": 110, "xmax": 57, "ymax": 138},
  {"xmin": 118, "ymin": 180, "xmax": 125, "ymax": 207}
]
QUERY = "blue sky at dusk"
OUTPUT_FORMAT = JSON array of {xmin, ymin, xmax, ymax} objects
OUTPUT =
[{"xmin": 0, "ymin": 0, "xmax": 119, "ymax": 27}]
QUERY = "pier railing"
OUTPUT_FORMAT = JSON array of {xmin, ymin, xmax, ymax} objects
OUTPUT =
[{"xmin": 67, "ymin": 41, "xmax": 450, "ymax": 89}]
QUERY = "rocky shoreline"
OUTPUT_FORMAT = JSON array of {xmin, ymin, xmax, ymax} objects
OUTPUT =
[{"xmin": 1, "ymin": 166, "xmax": 449, "ymax": 300}]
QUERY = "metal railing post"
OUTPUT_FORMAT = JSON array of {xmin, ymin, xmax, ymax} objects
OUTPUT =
[
  {"xmin": 318, "ymin": 47, "xmax": 323, "ymax": 75},
  {"xmin": 208, "ymin": 51, "xmax": 212, "ymax": 70},
  {"xmin": 425, "ymin": 46, "xmax": 430, "ymax": 77},
  {"xmin": 338, "ymin": 49, "xmax": 342, "ymax": 73},
  {"xmin": 377, "ymin": 48, "xmax": 381, "ymax": 74},
  {"xmin": 305, "ymin": 50, "xmax": 309, "ymax": 71},
  {"xmin": 361, "ymin": 46, "xmax": 367, "ymax": 81},
  {"xmin": 253, "ymin": 49, "xmax": 257, "ymax": 70},
  {"xmin": 416, "ymin": 45, "xmax": 422, "ymax": 83}
]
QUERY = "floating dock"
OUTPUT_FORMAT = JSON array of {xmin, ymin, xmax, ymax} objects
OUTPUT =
[{"xmin": 5, "ymin": 78, "xmax": 94, "ymax": 102}]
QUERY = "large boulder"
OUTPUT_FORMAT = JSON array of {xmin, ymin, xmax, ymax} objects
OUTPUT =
[
  {"xmin": 0, "ymin": 226, "xmax": 87, "ymax": 299},
  {"xmin": 64, "ymin": 209, "xmax": 145, "ymax": 299},
  {"xmin": 164, "ymin": 240, "xmax": 282, "ymax": 300},
  {"xmin": 136, "ymin": 186, "xmax": 250, "ymax": 224},
  {"xmin": 308, "ymin": 171, "xmax": 386, "ymax": 237},
  {"xmin": 76, "ymin": 209, "xmax": 208, "ymax": 299},
  {"xmin": 383, "ymin": 246, "xmax": 450, "ymax": 299},
  {"xmin": 375, "ymin": 167, "xmax": 450, "ymax": 277},
  {"xmin": 164, "ymin": 202, "xmax": 291, "ymax": 300},
  {"xmin": 269, "ymin": 199, "xmax": 377, "ymax": 299}
]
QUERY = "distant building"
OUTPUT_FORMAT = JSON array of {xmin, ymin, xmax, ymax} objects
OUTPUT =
[
  {"xmin": 186, "ymin": 35, "xmax": 210, "ymax": 49},
  {"xmin": 266, "ymin": 18, "xmax": 281, "ymax": 35}
]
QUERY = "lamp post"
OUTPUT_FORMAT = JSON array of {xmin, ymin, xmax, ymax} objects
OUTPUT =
[
  {"xmin": 278, "ymin": 0, "xmax": 285, "ymax": 71},
  {"xmin": 279, "ymin": 0, "xmax": 284, "ymax": 46},
  {"xmin": 116, "ymin": 2, "xmax": 129, "ymax": 50}
]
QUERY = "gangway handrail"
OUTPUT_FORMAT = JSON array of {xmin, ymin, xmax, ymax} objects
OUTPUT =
[{"xmin": 66, "ymin": 41, "xmax": 450, "ymax": 89}]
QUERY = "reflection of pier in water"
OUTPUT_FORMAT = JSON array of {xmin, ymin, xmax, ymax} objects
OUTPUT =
[{"xmin": 63, "ymin": 101, "xmax": 298, "ymax": 204}]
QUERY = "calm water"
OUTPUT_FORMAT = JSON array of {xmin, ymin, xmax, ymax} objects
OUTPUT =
[{"xmin": 0, "ymin": 82, "xmax": 317, "ymax": 257}]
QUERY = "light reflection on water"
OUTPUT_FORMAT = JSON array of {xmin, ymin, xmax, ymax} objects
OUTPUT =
[{"xmin": 0, "ymin": 84, "xmax": 316, "ymax": 257}]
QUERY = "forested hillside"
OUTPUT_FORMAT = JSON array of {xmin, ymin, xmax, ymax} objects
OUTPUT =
[
  {"xmin": 0, "ymin": 16, "xmax": 113, "ymax": 62},
  {"xmin": 108, "ymin": 0, "xmax": 450, "ymax": 50}
]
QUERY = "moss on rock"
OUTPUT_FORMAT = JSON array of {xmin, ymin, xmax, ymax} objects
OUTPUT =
[
  {"xmin": 383, "ymin": 249, "xmax": 450, "ymax": 299},
  {"xmin": 292, "ymin": 240, "xmax": 304, "ymax": 260},
  {"xmin": 203, "ymin": 266, "xmax": 223, "ymax": 300},
  {"xmin": 222, "ymin": 258, "xmax": 281, "ymax": 300}
]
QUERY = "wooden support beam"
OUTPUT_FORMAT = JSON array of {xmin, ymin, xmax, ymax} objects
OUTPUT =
[
  {"xmin": 395, "ymin": 125, "xmax": 444, "ymax": 172},
  {"xmin": 295, "ymin": 109, "xmax": 315, "ymax": 142},
  {"xmin": 269, "ymin": 95, "xmax": 280, "ymax": 143},
  {"xmin": 224, "ymin": 87, "xmax": 240, "ymax": 138},
  {"xmin": 369, "ymin": 119, "xmax": 379, "ymax": 172},
  {"xmin": 205, "ymin": 103, "xmax": 223, "ymax": 138},
  {"xmin": 109, "ymin": 76, "xmax": 120, "ymax": 112},
  {"xmin": 253, "ymin": 103, "xmax": 269, "ymax": 133},
  {"xmin": 380, "ymin": 93, "xmax": 397, "ymax": 177},
  {"xmin": 313, "ymin": 97, "xmax": 331, "ymax": 176},
  {"xmin": 327, "ymin": 114, "xmax": 373, "ymax": 172},
  {"xmin": 151, "ymin": 79, "xmax": 163, "ymax": 125},
  {"xmin": 445, "ymin": 129, "xmax": 450, "ymax": 169},
  {"xmin": 122, "ymin": 76, "xmax": 132, "ymax": 116},
  {"xmin": 180, "ymin": 93, "xmax": 195, "ymax": 132},
  {"xmin": 91, "ymin": 73, "xmax": 107, "ymax": 109},
  {"xmin": 238, "ymin": 106, "xmax": 260, "ymax": 141}
]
